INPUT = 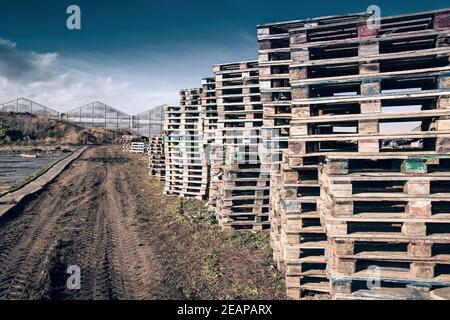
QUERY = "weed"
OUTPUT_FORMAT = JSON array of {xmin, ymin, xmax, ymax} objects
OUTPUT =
[
  {"xmin": 203, "ymin": 249, "xmax": 220, "ymax": 279},
  {"xmin": 176, "ymin": 198, "xmax": 216, "ymax": 228},
  {"xmin": 231, "ymin": 231, "xmax": 271, "ymax": 253},
  {"xmin": 271, "ymin": 272, "xmax": 286, "ymax": 292}
]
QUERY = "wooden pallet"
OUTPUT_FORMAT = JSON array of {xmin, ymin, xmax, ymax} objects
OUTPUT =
[
  {"xmin": 264, "ymin": 148, "xmax": 331, "ymax": 298},
  {"xmin": 269, "ymin": 168, "xmax": 285, "ymax": 269},
  {"xmin": 148, "ymin": 133, "xmax": 166, "ymax": 181},
  {"xmin": 130, "ymin": 142, "xmax": 146, "ymax": 154},
  {"xmin": 121, "ymin": 135, "xmax": 139, "ymax": 153},
  {"xmin": 331, "ymin": 277, "xmax": 447, "ymax": 300},
  {"xmin": 163, "ymin": 90, "xmax": 209, "ymax": 200},
  {"xmin": 202, "ymin": 77, "xmax": 219, "ymax": 143},
  {"xmin": 319, "ymin": 154, "xmax": 450, "ymax": 300},
  {"xmin": 202, "ymin": 77, "xmax": 219, "ymax": 213},
  {"xmin": 210, "ymin": 60, "xmax": 272, "ymax": 230},
  {"xmin": 267, "ymin": 9, "xmax": 450, "ymax": 300},
  {"xmin": 258, "ymin": 21, "xmax": 293, "ymax": 174},
  {"xmin": 215, "ymin": 163, "xmax": 271, "ymax": 231}
]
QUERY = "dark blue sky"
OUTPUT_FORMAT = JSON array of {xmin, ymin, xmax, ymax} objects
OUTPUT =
[{"xmin": 0, "ymin": 0, "xmax": 449, "ymax": 112}]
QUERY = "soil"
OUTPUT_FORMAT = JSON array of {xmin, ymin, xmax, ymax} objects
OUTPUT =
[
  {"xmin": 0, "ymin": 112, "xmax": 130, "ymax": 146},
  {"xmin": 0, "ymin": 146, "xmax": 285, "ymax": 300}
]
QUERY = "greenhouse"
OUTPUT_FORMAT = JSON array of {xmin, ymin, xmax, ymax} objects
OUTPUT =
[
  {"xmin": 131, "ymin": 105, "xmax": 165, "ymax": 137},
  {"xmin": 0, "ymin": 98, "xmax": 60, "ymax": 117},
  {"xmin": 1, "ymin": 99, "xmax": 165, "ymax": 137},
  {"xmin": 62, "ymin": 101, "xmax": 132, "ymax": 131}
]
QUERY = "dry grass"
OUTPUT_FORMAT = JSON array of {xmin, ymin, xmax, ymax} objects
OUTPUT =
[
  {"xmin": 0, "ymin": 112, "xmax": 130, "ymax": 146},
  {"xmin": 129, "ymin": 154, "xmax": 286, "ymax": 300}
]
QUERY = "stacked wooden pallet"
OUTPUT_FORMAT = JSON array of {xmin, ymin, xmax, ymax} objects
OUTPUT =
[
  {"xmin": 268, "ymin": 153, "xmax": 285, "ymax": 270},
  {"xmin": 274, "ymin": 151, "xmax": 328, "ymax": 298},
  {"xmin": 284, "ymin": 9, "xmax": 450, "ymax": 299},
  {"xmin": 202, "ymin": 77, "xmax": 219, "ymax": 144},
  {"xmin": 164, "ymin": 105, "xmax": 182, "ymax": 195},
  {"xmin": 319, "ymin": 155, "xmax": 450, "ymax": 300},
  {"xmin": 148, "ymin": 133, "xmax": 166, "ymax": 181},
  {"xmin": 257, "ymin": 21, "xmax": 293, "ymax": 174},
  {"xmin": 130, "ymin": 142, "xmax": 146, "ymax": 154},
  {"xmin": 258, "ymin": 22, "xmax": 294, "ymax": 245},
  {"xmin": 257, "ymin": 13, "xmax": 366, "ymax": 172},
  {"xmin": 202, "ymin": 77, "xmax": 219, "ymax": 213},
  {"xmin": 154, "ymin": 8, "xmax": 450, "ymax": 300},
  {"xmin": 211, "ymin": 61, "xmax": 271, "ymax": 230},
  {"xmin": 259, "ymin": 13, "xmax": 373, "ymax": 299},
  {"xmin": 163, "ymin": 90, "xmax": 209, "ymax": 200},
  {"xmin": 122, "ymin": 135, "xmax": 137, "ymax": 153}
]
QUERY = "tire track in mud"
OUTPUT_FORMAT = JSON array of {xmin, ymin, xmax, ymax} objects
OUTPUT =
[
  {"xmin": 0, "ymin": 158, "xmax": 92, "ymax": 299},
  {"xmin": 0, "ymin": 146, "xmax": 166, "ymax": 300},
  {"xmin": 104, "ymin": 168, "xmax": 165, "ymax": 299}
]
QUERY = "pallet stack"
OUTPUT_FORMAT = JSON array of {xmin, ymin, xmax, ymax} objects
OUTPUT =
[
  {"xmin": 273, "ymin": 150, "xmax": 329, "ymax": 298},
  {"xmin": 211, "ymin": 61, "xmax": 271, "ymax": 230},
  {"xmin": 201, "ymin": 77, "xmax": 219, "ymax": 144},
  {"xmin": 164, "ymin": 105, "xmax": 182, "ymax": 195},
  {"xmin": 122, "ymin": 135, "xmax": 137, "ymax": 153},
  {"xmin": 257, "ymin": 20, "xmax": 293, "ymax": 173},
  {"xmin": 257, "ymin": 21, "xmax": 295, "ymax": 253},
  {"xmin": 257, "ymin": 14, "xmax": 366, "ymax": 170},
  {"xmin": 202, "ymin": 77, "xmax": 219, "ymax": 213},
  {"xmin": 164, "ymin": 90, "xmax": 209, "ymax": 200},
  {"xmin": 130, "ymin": 142, "xmax": 146, "ymax": 154},
  {"xmin": 148, "ymin": 133, "xmax": 166, "ymax": 181},
  {"xmin": 154, "ymin": 7, "xmax": 450, "ymax": 300},
  {"xmin": 258, "ymin": 13, "xmax": 374, "ymax": 299},
  {"xmin": 319, "ymin": 154, "xmax": 450, "ymax": 300},
  {"xmin": 285, "ymin": 9, "xmax": 450, "ymax": 299}
]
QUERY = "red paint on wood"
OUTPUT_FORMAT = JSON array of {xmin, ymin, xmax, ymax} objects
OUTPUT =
[
  {"xmin": 357, "ymin": 23, "xmax": 378, "ymax": 38},
  {"xmin": 434, "ymin": 11, "xmax": 450, "ymax": 29}
]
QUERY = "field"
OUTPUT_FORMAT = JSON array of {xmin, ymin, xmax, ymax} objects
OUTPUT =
[{"xmin": 0, "ymin": 149, "xmax": 71, "ymax": 195}]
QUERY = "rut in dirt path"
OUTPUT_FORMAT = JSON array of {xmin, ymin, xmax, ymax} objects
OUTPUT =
[{"xmin": 0, "ymin": 146, "xmax": 168, "ymax": 300}]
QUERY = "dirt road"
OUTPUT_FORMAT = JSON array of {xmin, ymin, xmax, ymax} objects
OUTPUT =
[{"xmin": 0, "ymin": 146, "xmax": 284, "ymax": 300}]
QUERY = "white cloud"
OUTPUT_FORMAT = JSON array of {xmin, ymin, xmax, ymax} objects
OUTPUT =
[
  {"xmin": 0, "ymin": 38, "xmax": 16, "ymax": 48},
  {"xmin": 30, "ymin": 52, "xmax": 58, "ymax": 67},
  {"xmin": 0, "ymin": 37, "xmax": 148, "ymax": 113}
]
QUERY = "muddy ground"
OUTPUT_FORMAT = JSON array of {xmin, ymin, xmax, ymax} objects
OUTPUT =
[{"xmin": 0, "ymin": 146, "xmax": 285, "ymax": 300}]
